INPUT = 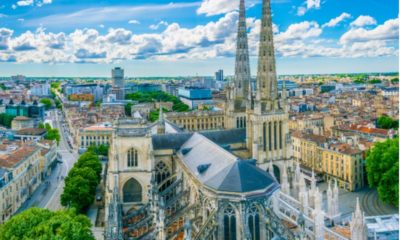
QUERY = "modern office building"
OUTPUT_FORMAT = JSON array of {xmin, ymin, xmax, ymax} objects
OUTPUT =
[
  {"xmin": 215, "ymin": 69, "xmax": 224, "ymax": 81},
  {"xmin": 178, "ymin": 87, "xmax": 213, "ymax": 109},
  {"xmin": 112, "ymin": 67, "xmax": 125, "ymax": 88}
]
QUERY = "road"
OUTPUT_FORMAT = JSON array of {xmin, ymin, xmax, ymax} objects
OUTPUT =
[{"xmin": 17, "ymin": 109, "xmax": 78, "ymax": 212}]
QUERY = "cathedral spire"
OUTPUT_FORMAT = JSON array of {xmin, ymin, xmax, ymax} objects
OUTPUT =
[
  {"xmin": 256, "ymin": 0, "xmax": 278, "ymax": 111},
  {"xmin": 233, "ymin": 0, "xmax": 251, "ymax": 102}
]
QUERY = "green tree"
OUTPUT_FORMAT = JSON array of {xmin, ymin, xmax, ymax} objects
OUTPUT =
[
  {"xmin": 61, "ymin": 175, "xmax": 94, "ymax": 213},
  {"xmin": 391, "ymin": 77, "xmax": 399, "ymax": 84},
  {"xmin": 0, "ymin": 113, "xmax": 15, "ymax": 128},
  {"xmin": 125, "ymin": 102, "xmax": 133, "ymax": 116},
  {"xmin": 0, "ymin": 208, "xmax": 94, "ymax": 240},
  {"xmin": 45, "ymin": 128, "xmax": 60, "ymax": 145},
  {"xmin": 40, "ymin": 98, "xmax": 52, "ymax": 110},
  {"xmin": 368, "ymin": 79, "xmax": 382, "ymax": 84},
  {"xmin": 365, "ymin": 138, "xmax": 399, "ymax": 206},
  {"xmin": 87, "ymin": 144, "xmax": 109, "ymax": 156},
  {"xmin": 66, "ymin": 167, "xmax": 100, "ymax": 189},
  {"xmin": 377, "ymin": 116, "xmax": 399, "ymax": 130},
  {"xmin": 38, "ymin": 122, "xmax": 45, "ymax": 129}
]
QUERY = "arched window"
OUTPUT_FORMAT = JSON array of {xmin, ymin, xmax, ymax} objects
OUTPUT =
[
  {"xmin": 248, "ymin": 204, "xmax": 261, "ymax": 240},
  {"xmin": 223, "ymin": 205, "xmax": 237, "ymax": 240},
  {"xmin": 263, "ymin": 122, "xmax": 267, "ymax": 151},
  {"xmin": 268, "ymin": 122, "xmax": 272, "ymax": 151},
  {"xmin": 123, "ymin": 178, "xmax": 142, "ymax": 202},
  {"xmin": 155, "ymin": 162, "xmax": 171, "ymax": 192},
  {"xmin": 127, "ymin": 148, "xmax": 138, "ymax": 167}
]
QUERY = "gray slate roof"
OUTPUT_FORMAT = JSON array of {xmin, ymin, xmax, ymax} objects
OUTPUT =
[
  {"xmin": 178, "ymin": 133, "xmax": 278, "ymax": 194},
  {"xmin": 151, "ymin": 128, "xmax": 246, "ymax": 150}
]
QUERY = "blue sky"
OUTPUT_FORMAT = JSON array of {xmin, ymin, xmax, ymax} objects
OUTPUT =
[{"xmin": 0, "ymin": 0, "xmax": 398, "ymax": 77}]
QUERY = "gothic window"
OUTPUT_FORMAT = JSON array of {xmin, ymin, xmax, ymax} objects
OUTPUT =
[
  {"xmin": 127, "ymin": 148, "xmax": 138, "ymax": 167},
  {"xmin": 263, "ymin": 122, "xmax": 267, "ymax": 151},
  {"xmin": 268, "ymin": 122, "xmax": 272, "ymax": 151},
  {"xmin": 269, "ymin": 49, "xmax": 272, "ymax": 56},
  {"xmin": 237, "ymin": 118, "xmax": 240, "ymax": 129},
  {"xmin": 248, "ymin": 205, "xmax": 261, "ymax": 240},
  {"xmin": 279, "ymin": 121, "xmax": 283, "ymax": 149},
  {"xmin": 263, "ymin": 50, "xmax": 266, "ymax": 56},
  {"xmin": 274, "ymin": 121, "xmax": 277, "ymax": 150},
  {"xmin": 155, "ymin": 162, "xmax": 171, "ymax": 192},
  {"xmin": 270, "ymin": 64, "xmax": 273, "ymax": 72},
  {"xmin": 244, "ymin": 117, "xmax": 246, "ymax": 128},
  {"xmin": 123, "ymin": 178, "xmax": 142, "ymax": 202},
  {"xmin": 223, "ymin": 205, "xmax": 237, "ymax": 240}
]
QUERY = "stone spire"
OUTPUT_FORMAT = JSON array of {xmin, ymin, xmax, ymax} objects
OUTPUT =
[
  {"xmin": 255, "ymin": 0, "xmax": 279, "ymax": 112},
  {"xmin": 157, "ymin": 106, "xmax": 165, "ymax": 134},
  {"xmin": 333, "ymin": 179, "xmax": 339, "ymax": 216},
  {"xmin": 281, "ymin": 162, "xmax": 290, "ymax": 194},
  {"xmin": 351, "ymin": 198, "xmax": 366, "ymax": 240},
  {"xmin": 233, "ymin": 0, "xmax": 251, "ymax": 102}
]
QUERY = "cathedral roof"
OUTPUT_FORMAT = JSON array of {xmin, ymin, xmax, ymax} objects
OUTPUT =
[
  {"xmin": 179, "ymin": 132, "xmax": 278, "ymax": 194},
  {"xmin": 151, "ymin": 128, "xmax": 246, "ymax": 150}
]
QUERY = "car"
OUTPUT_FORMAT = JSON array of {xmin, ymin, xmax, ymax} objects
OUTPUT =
[{"xmin": 96, "ymin": 194, "xmax": 102, "ymax": 201}]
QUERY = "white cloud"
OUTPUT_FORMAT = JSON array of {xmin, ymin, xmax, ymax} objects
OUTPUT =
[
  {"xmin": 0, "ymin": 12, "xmax": 397, "ymax": 64},
  {"xmin": 16, "ymin": 0, "xmax": 33, "ymax": 7},
  {"xmin": 14, "ymin": 0, "xmax": 52, "ymax": 8},
  {"xmin": 322, "ymin": 13, "xmax": 351, "ymax": 28},
  {"xmin": 297, "ymin": 0, "xmax": 321, "ymax": 16},
  {"xmin": 340, "ymin": 17, "xmax": 398, "ymax": 44},
  {"xmin": 197, "ymin": 0, "xmax": 238, "ymax": 16},
  {"xmin": 350, "ymin": 15, "xmax": 377, "ymax": 28},
  {"xmin": 149, "ymin": 21, "xmax": 168, "ymax": 30},
  {"xmin": 128, "ymin": 20, "xmax": 140, "ymax": 25}
]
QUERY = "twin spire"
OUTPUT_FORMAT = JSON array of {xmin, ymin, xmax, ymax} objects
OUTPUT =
[{"xmin": 233, "ymin": 0, "xmax": 279, "ymax": 112}]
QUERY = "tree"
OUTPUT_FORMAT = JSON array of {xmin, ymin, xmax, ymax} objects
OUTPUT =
[
  {"xmin": 46, "ymin": 128, "xmax": 60, "ymax": 145},
  {"xmin": 125, "ymin": 103, "xmax": 133, "ymax": 117},
  {"xmin": 377, "ymin": 116, "xmax": 399, "ymax": 130},
  {"xmin": 61, "ymin": 175, "xmax": 94, "ymax": 213},
  {"xmin": 38, "ymin": 122, "xmax": 45, "ymax": 129},
  {"xmin": 0, "ymin": 113, "xmax": 15, "ymax": 128},
  {"xmin": 391, "ymin": 78, "xmax": 399, "ymax": 84},
  {"xmin": 61, "ymin": 150, "xmax": 102, "ymax": 213},
  {"xmin": 40, "ymin": 98, "xmax": 52, "ymax": 110},
  {"xmin": 0, "ymin": 208, "xmax": 94, "ymax": 240},
  {"xmin": 365, "ymin": 138, "xmax": 399, "ymax": 206}
]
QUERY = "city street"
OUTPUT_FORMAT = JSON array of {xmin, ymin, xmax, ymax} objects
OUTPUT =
[{"xmin": 17, "ymin": 109, "xmax": 78, "ymax": 212}]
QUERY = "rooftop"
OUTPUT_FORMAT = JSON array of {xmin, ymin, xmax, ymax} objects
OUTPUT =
[
  {"xmin": 0, "ymin": 146, "xmax": 39, "ymax": 168},
  {"xmin": 15, "ymin": 128, "xmax": 47, "ymax": 136}
]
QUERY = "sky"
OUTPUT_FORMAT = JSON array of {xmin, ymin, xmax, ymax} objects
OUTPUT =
[{"xmin": 0, "ymin": 0, "xmax": 398, "ymax": 77}]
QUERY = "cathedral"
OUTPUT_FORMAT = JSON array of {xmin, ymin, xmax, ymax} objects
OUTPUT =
[{"xmin": 105, "ymin": 0, "xmax": 367, "ymax": 239}]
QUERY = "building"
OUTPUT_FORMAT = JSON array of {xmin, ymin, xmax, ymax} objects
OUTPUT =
[
  {"xmin": 215, "ymin": 69, "xmax": 224, "ymax": 81},
  {"xmin": 63, "ymin": 84, "xmax": 104, "ymax": 102},
  {"xmin": 5, "ymin": 100, "xmax": 45, "ymax": 121},
  {"xmin": 0, "ymin": 144, "xmax": 42, "ymax": 223},
  {"xmin": 292, "ymin": 131, "xmax": 327, "ymax": 171},
  {"xmin": 11, "ymin": 116, "xmax": 34, "ymax": 131},
  {"xmin": 112, "ymin": 67, "xmax": 125, "ymax": 88},
  {"xmin": 321, "ymin": 142, "xmax": 364, "ymax": 191},
  {"xmin": 178, "ymin": 87, "xmax": 213, "ymax": 109},
  {"xmin": 14, "ymin": 128, "xmax": 47, "ymax": 142},
  {"xmin": 365, "ymin": 214, "xmax": 399, "ymax": 240},
  {"xmin": 104, "ymin": 1, "xmax": 369, "ymax": 239},
  {"xmin": 289, "ymin": 114, "xmax": 324, "ymax": 135},
  {"xmin": 29, "ymin": 83, "xmax": 50, "ymax": 97},
  {"xmin": 165, "ymin": 110, "xmax": 225, "ymax": 131},
  {"xmin": 112, "ymin": 67, "xmax": 125, "ymax": 100},
  {"xmin": 78, "ymin": 125, "xmax": 113, "ymax": 150}
]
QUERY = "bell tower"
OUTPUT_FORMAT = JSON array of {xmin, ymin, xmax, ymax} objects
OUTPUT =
[
  {"xmin": 225, "ymin": 0, "xmax": 251, "ymax": 129},
  {"xmin": 246, "ymin": 0, "xmax": 290, "ymax": 177}
]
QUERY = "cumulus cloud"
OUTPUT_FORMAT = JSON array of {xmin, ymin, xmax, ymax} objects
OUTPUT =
[
  {"xmin": 197, "ymin": 0, "xmax": 239, "ymax": 16},
  {"xmin": 14, "ymin": 0, "xmax": 52, "ymax": 8},
  {"xmin": 340, "ymin": 17, "xmax": 398, "ymax": 44},
  {"xmin": 350, "ymin": 15, "xmax": 377, "ymax": 28},
  {"xmin": 0, "ymin": 12, "xmax": 397, "ymax": 64},
  {"xmin": 322, "ymin": 13, "xmax": 351, "ymax": 28},
  {"xmin": 297, "ymin": 0, "xmax": 321, "ymax": 16}
]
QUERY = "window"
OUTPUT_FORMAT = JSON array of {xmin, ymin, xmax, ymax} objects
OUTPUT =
[
  {"xmin": 123, "ymin": 178, "xmax": 142, "ymax": 202},
  {"xmin": 279, "ymin": 121, "xmax": 282, "ymax": 149},
  {"xmin": 263, "ymin": 123, "xmax": 267, "ymax": 151},
  {"xmin": 268, "ymin": 122, "xmax": 272, "ymax": 151},
  {"xmin": 248, "ymin": 204, "xmax": 261, "ymax": 240},
  {"xmin": 274, "ymin": 121, "xmax": 277, "ymax": 150},
  {"xmin": 155, "ymin": 162, "xmax": 171, "ymax": 192},
  {"xmin": 223, "ymin": 205, "xmax": 237, "ymax": 240},
  {"xmin": 127, "ymin": 148, "xmax": 138, "ymax": 167}
]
